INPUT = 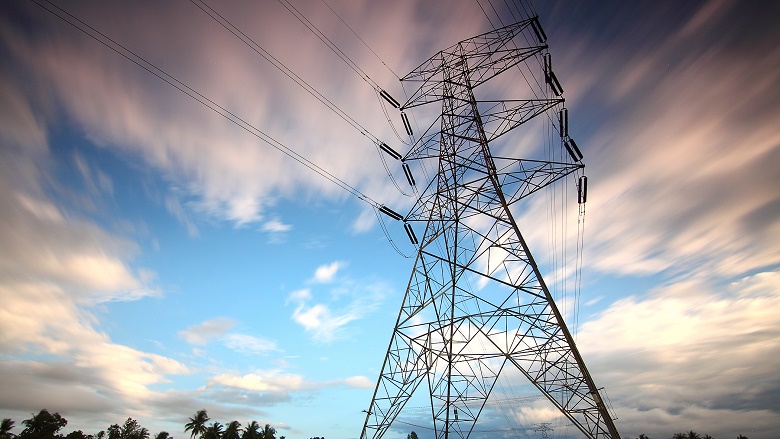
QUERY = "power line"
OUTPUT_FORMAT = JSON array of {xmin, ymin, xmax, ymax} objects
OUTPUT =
[
  {"xmin": 189, "ymin": 0, "xmax": 414, "ymax": 197},
  {"xmin": 30, "ymin": 0, "xmax": 383, "ymax": 210},
  {"xmin": 319, "ymin": 0, "xmax": 402, "ymax": 80},
  {"xmin": 276, "ymin": 0, "xmax": 380, "ymax": 91},
  {"xmin": 189, "ymin": 0, "xmax": 379, "ymax": 145}
]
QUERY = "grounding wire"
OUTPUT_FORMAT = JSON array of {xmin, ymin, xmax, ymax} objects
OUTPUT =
[
  {"xmin": 30, "ymin": 0, "xmax": 384, "ymax": 211},
  {"xmin": 276, "ymin": 0, "xmax": 379, "ymax": 90},
  {"xmin": 319, "ymin": 0, "xmax": 402, "ymax": 80}
]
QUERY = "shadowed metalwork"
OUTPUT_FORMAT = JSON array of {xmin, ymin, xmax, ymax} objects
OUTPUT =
[{"xmin": 361, "ymin": 17, "xmax": 620, "ymax": 439}]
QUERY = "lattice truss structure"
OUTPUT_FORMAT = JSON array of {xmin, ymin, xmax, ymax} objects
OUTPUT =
[{"xmin": 361, "ymin": 18, "xmax": 620, "ymax": 439}]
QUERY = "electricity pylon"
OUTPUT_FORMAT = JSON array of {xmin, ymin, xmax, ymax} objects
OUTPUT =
[{"xmin": 361, "ymin": 17, "xmax": 620, "ymax": 439}]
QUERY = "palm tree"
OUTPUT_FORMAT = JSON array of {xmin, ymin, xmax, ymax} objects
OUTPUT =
[
  {"xmin": 259, "ymin": 425, "xmax": 275, "ymax": 439},
  {"xmin": 223, "ymin": 422, "xmax": 241, "ymax": 439},
  {"xmin": 202, "ymin": 423, "xmax": 223, "ymax": 439},
  {"xmin": 240, "ymin": 422, "xmax": 259, "ymax": 439},
  {"xmin": 1, "ymin": 419, "xmax": 15, "ymax": 439},
  {"xmin": 184, "ymin": 411, "xmax": 210, "ymax": 439},
  {"xmin": 21, "ymin": 410, "xmax": 67, "ymax": 439}
]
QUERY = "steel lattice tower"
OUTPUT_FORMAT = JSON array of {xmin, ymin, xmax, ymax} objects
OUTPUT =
[{"xmin": 361, "ymin": 17, "xmax": 620, "ymax": 439}]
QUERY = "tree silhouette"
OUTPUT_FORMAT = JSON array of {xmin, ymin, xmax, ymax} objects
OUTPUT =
[
  {"xmin": 240, "ymin": 422, "xmax": 259, "ymax": 439},
  {"xmin": 20, "ymin": 410, "xmax": 67, "ymax": 439},
  {"xmin": 202, "ymin": 423, "xmax": 222, "ymax": 439},
  {"xmin": 222, "ymin": 422, "xmax": 241, "ymax": 439},
  {"xmin": 118, "ymin": 419, "xmax": 148, "ymax": 439},
  {"xmin": 184, "ymin": 412, "xmax": 210, "ymax": 439},
  {"xmin": 407, "ymin": 432, "xmax": 418, "ymax": 439},
  {"xmin": 154, "ymin": 433, "xmax": 171, "ymax": 439},
  {"xmin": 1, "ymin": 419, "xmax": 15, "ymax": 439},
  {"xmin": 259, "ymin": 426, "xmax": 274, "ymax": 439}
]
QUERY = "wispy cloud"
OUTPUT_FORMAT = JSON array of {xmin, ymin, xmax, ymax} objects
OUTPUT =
[
  {"xmin": 208, "ymin": 369, "xmax": 372, "ymax": 395},
  {"xmin": 179, "ymin": 318, "xmax": 237, "ymax": 345},
  {"xmin": 288, "ymin": 264, "xmax": 387, "ymax": 343},
  {"xmin": 180, "ymin": 318, "xmax": 280, "ymax": 356},
  {"xmin": 262, "ymin": 219, "xmax": 292, "ymax": 233},
  {"xmin": 310, "ymin": 261, "xmax": 343, "ymax": 284},
  {"xmin": 223, "ymin": 334, "xmax": 279, "ymax": 356}
]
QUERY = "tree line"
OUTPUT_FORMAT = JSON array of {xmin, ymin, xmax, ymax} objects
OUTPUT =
[
  {"xmin": 639, "ymin": 433, "xmax": 749, "ymax": 439},
  {"xmin": 0, "ymin": 410, "xmax": 754, "ymax": 439},
  {"xmin": 0, "ymin": 409, "xmax": 315, "ymax": 439}
]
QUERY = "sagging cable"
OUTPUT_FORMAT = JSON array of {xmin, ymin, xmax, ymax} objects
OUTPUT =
[
  {"xmin": 404, "ymin": 223, "xmax": 418, "ymax": 245},
  {"xmin": 401, "ymin": 111, "xmax": 413, "ymax": 136},
  {"xmin": 379, "ymin": 205, "xmax": 403, "ymax": 221},
  {"xmin": 379, "ymin": 89, "xmax": 400, "ymax": 108},
  {"xmin": 380, "ymin": 142, "xmax": 402, "ymax": 160}
]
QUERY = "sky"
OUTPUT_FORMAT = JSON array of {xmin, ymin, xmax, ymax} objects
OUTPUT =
[{"xmin": 0, "ymin": 1, "xmax": 779, "ymax": 439}]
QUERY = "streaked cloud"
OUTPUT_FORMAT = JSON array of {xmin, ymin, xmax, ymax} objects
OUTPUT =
[
  {"xmin": 209, "ymin": 369, "xmax": 373, "ymax": 395},
  {"xmin": 577, "ymin": 269, "xmax": 780, "ymax": 437},
  {"xmin": 223, "ymin": 334, "xmax": 279, "ymax": 356},
  {"xmin": 178, "ymin": 318, "xmax": 237, "ymax": 345},
  {"xmin": 262, "ymin": 219, "xmax": 292, "ymax": 233},
  {"xmin": 0, "ymin": 0, "xmax": 777, "ymax": 437},
  {"xmin": 289, "ymin": 264, "xmax": 388, "ymax": 343},
  {"xmin": 210, "ymin": 370, "xmax": 304, "ymax": 393}
]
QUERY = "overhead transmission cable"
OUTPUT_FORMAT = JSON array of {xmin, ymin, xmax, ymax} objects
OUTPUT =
[
  {"xmin": 29, "ymin": 0, "xmax": 385, "ymax": 211},
  {"xmin": 31, "ymin": 0, "xmax": 420, "ymax": 258},
  {"xmin": 188, "ymin": 0, "xmax": 414, "ymax": 198},
  {"xmin": 319, "ymin": 0, "xmax": 401, "ymax": 80},
  {"xmin": 276, "ymin": 0, "xmax": 415, "ymax": 148},
  {"xmin": 473, "ymin": 0, "xmax": 586, "ymax": 332},
  {"xmin": 276, "ymin": 0, "xmax": 379, "ymax": 90}
]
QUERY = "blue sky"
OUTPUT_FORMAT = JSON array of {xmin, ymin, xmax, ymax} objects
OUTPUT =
[{"xmin": 1, "ymin": 1, "xmax": 779, "ymax": 439}]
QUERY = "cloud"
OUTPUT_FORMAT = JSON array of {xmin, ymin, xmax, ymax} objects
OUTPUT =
[
  {"xmin": 179, "ymin": 319, "xmax": 279, "ymax": 356},
  {"xmin": 262, "ymin": 219, "xmax": 292, "ymax": 233},
  {"xmin": 576, "ymin": 270, "xmax": 780, "ymax": 438},
  {"xmin": 209, "ymin": 369, "xmax": 373, "ymax": 395},
  {"xmin": 0, "ymin": 281, "xmax": 190, "ymax": 421},
  {"xmin": 210, "ymin": 370, "xmax": 305, "ymax": 393},
  {"xmin": 178, "ymin": 318, "xmax": 237, "ymax": 345},
  {"xmin": 311, "ymin": 261, "xmax": 343, "ymax": 284},
  {"xmin": 536, "ymin": 0, "xmax": 780, "ymax": 280},
  {"xmin": 288, "ymin": 267, "xmax": 389, "ymax": 343},
  {"xmin": 165, "ymin": 193, "xmax": 199, "ymax": 237},
  {"xmin": 223, "ymin": 334, "xmax": 279, "ymax": 356},
  {"xmin": 0, "ymin": 0, "xmax": 497, "ymax": 229}
]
